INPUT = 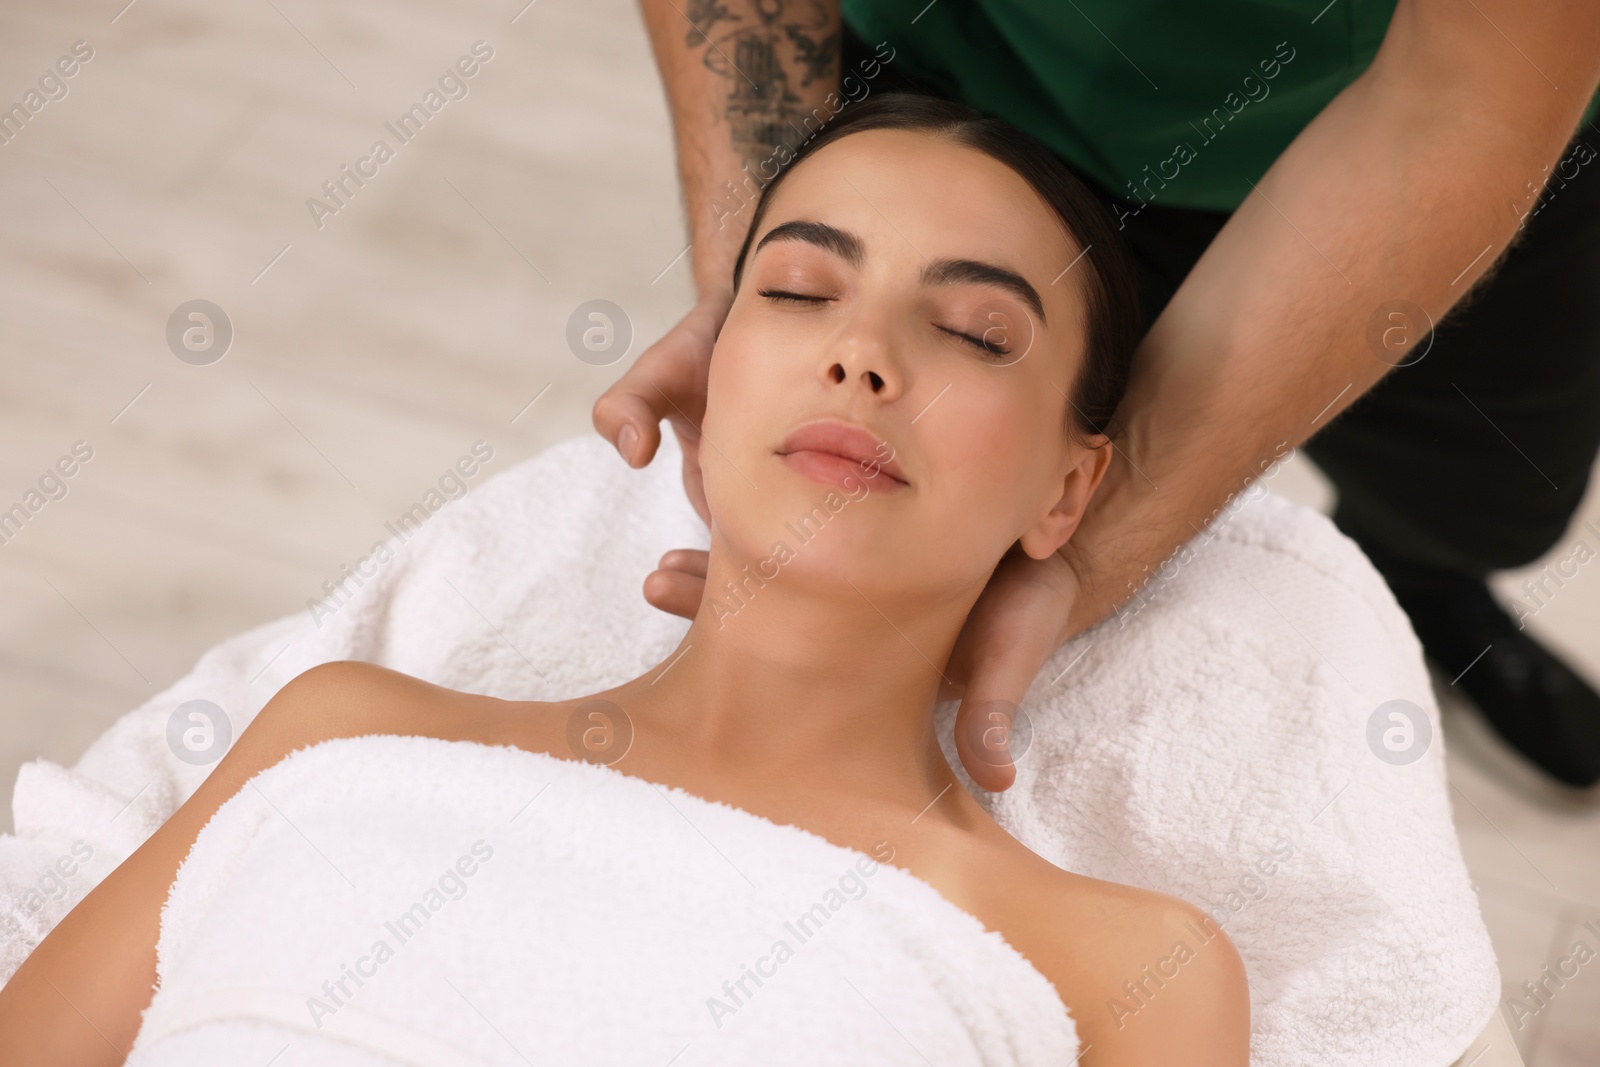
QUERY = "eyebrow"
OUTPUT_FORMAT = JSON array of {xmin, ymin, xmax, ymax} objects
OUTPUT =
[{"xmin": 752, "ymin": 219, "xmax": 1048, "ymax": 326}]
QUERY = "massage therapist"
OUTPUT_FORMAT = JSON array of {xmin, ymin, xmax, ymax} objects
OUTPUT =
[{"xmin": 594, "ymin": 0, "xmax": 1600, "ymax": 790}]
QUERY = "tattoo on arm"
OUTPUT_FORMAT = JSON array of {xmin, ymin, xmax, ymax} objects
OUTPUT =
[
  {"xmin": 787, "ymin": 24, "xmax": 843, "ymax": 88},
  {"xmin": 683, "ymin": 0, "xmax": 740, "ymax": 45},
  {"xmin": 682, "ymin": 0, "xmax": 840, "ymax": 175}
]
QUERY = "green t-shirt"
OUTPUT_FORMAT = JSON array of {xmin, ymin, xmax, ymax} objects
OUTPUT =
[{"xmin": 842, "ymin": 0, "xmax": 1600, "ymax": 213}]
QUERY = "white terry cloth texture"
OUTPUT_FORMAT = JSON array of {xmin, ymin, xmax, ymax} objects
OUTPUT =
[
  {"xmin": 125, "ymin": 734, "xmax": 1079, "ymax": 1066},
  {"xmin": 1, "ymin": 431, "xmax": 1500, "ymax": 1066}
]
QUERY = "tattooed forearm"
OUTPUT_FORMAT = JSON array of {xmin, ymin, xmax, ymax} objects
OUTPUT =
[
  {"xmin": 640, "ymin": 0, "xmax": 866, "ymax": 298},
  {"xmin": 685, "ymin": 0, "xmax": 840, "ymax": 177}
]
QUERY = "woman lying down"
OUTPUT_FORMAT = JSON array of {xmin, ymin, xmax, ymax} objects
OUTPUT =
[{"xmin": 0, "ymin": 93, "xmax": 1250, "ymax": 1065}]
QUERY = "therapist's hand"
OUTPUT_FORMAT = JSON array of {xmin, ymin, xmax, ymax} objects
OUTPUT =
[
  {"xmin": 591, "ymin": 292, "xmax": 732, "ymax": 526},
  {"xmin": 640, "ymin": 542, "xmax": 1083, "ymax": 793},
  {"xmin": 942, "ymin": 545, "xmax": 1081, "ymax": 793}
]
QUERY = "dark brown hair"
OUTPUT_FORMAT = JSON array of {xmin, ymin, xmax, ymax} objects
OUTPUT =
[{"xmin": 730, "ymin": 91, "xmax": 1141, "ymax": 444}]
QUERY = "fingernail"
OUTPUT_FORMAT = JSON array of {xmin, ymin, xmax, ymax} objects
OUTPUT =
[{"xmin": 618, "ymin": 423, "xmax": 639, "ymax": 464}]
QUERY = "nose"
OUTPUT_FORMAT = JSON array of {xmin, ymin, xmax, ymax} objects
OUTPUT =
[{"xmin": 823, "ymin": 315, "xmax": 904, "ymax": 401}]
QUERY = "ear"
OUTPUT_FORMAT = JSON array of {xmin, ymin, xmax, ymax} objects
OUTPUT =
[{"xmin": 1017, "ymin": 434, "xmax": 1113, "ymax": 560}]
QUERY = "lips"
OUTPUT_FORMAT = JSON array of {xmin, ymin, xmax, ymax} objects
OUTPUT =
[{"xmin": 776, "ymin": 420, "xmax": 908, "ymax": 489}]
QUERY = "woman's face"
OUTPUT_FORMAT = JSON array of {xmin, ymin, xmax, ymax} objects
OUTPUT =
[{"xmin": 700, "ymin": 127, "xmax": 1109, "ymax": 605}]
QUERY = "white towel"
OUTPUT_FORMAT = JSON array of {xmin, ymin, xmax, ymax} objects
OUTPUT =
[
  {"xmin": 1, "ymin": 431, "xmax": 1500, "ymax": 1066},
  {"xmin": 124, "ymin": 733, "xmax": 1079, "ymax": 1066}
]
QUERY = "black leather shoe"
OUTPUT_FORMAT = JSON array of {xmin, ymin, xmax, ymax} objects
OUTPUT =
[{"xmin": 1370, "ymin": 552, "xmax": 1600, "ymax": 789}]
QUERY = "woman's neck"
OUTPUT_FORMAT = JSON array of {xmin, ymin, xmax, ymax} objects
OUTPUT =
[{"xmin": 612, "ymin": 540, "xmax": 981, "ymax": 806}]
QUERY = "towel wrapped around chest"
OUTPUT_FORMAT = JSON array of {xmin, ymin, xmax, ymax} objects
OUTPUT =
[{"xmin": 126, "ymin": 734, "xmax": 1078, "ymax": 1067}]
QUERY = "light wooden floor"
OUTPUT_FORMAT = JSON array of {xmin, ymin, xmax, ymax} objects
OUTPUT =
[{"xmin": 2, "ymin": 1, "xmax": 1597, "ymax": 1061}]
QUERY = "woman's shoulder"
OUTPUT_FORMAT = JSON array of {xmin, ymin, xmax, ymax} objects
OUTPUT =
[
  {"xmin": 0, "ymin": 660, "xmax": 535, "ymax": 1059},
  {"xmin": 264, "ymin": 660, "xmax": 552, "ymax": 751},
  {"xmin": 985, "ymin": 846, "xmax": 1251, "ymax": 1065}
]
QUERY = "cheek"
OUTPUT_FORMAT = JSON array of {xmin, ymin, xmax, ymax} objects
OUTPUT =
[
  {"xmin": 935, "ymin": 385, "xmax": 1055, "ymax": 511},
  {"xmin": 908, "ymin": 382, "xmax": 1063, "ymax": 578},
  {"xmin": 699, "ymin": 342, "xmax": 751, "ymax": 506},
  {"xmin": 699, "ymin": 324, "xmax": 796, "ymax": 518}
]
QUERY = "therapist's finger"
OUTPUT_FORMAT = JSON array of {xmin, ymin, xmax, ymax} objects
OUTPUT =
[
  {"xmin": 952, "ymin": 628, "xmax": 1058, "ymax": 793},
  {"xmin": 658, "ymin": 548, "xmax": 709, "ymax": 578},
  {"xmin": 591, "ymin": 341, "xmax": 692, "ymax": 468},
  {"xmin": 592, "ymin": 297, "xmax": 724, "ymax": 468},
  {"xmin": 593, "ymin": 383, "xmax": 664, "ymax": 469},
  {"xmin": 949, "ymin": 549, "xmax": 1078, "ymax": 792},
  {"xmin": 643, "ymin": 565, "xmax": 705, "ymax": 620}
]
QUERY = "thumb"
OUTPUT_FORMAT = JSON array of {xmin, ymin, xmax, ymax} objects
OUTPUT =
[
  {"xmin": 592, "ymin": 372, "xmax": 667, "ymax": 468},
  {"xmin": 951, "ymin": 626, "xmax": 1057, "ymax": 793},
  {"xmin": 590, "ymin": 295, "xmax": 725, "ymax": 469}
]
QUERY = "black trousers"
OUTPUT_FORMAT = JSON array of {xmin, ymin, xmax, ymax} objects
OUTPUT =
[{"xmin": 841, "ymin": 25, "xmax": 1600, "ymax": 578}]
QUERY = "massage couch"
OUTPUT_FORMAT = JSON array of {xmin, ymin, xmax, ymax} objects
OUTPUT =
[{"xmin": 0, "ymin": 432, "xmax": 1519, "ymax": 1065}]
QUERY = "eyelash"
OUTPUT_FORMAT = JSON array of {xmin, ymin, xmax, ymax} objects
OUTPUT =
[{"xmin": 756, "ymin": 289, "xmax": 1012, "ymax": 359}]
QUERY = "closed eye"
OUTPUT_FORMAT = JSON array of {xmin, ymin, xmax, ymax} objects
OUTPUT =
[
  {"xmin": 758, "ymin": 289, "xmax": 831, "ymax": 304},
  {"xmin": 937, "ymin": 324, "xmax": 1011, "ymax": 359}
]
